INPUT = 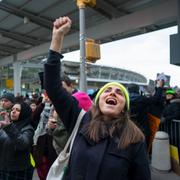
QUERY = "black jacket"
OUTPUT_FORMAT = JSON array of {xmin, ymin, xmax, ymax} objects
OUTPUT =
[
  {"xmin": 0, "ymin": 123, "xmax": 34, "ymax": 171},
  {"xmin": 0, "ymin": 103, "xmax": 34, "ymax": 171},
  {"xmin": 161, "ymin": 98, "xmax": 180, "ymax": 123},
  {"xmin": 44, "ymin": 50, "xmax": 151, "ymax": 180},
  {"xmin": 129, "ymin": 88, "xmax": 163, "ymax": 138}
]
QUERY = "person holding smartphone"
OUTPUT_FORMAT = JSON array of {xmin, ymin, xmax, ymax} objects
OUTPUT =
[{"xmin": 0, "ymin": 102, "xmax": 34, "ymax": 180}]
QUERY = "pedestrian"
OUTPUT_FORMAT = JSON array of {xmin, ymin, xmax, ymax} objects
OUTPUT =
[
  {"xmin": 44, "ymin": 16, "xmax": 151, "ymax": 180},
  {"xmin": 46, "ymin": 91, "xmax": 93, "ymax": 154},
  {"xmin": 32, "ymin": 95, "xmax": 57, "ymax": 180},
  {"xmin": 128, "ymin": 81, "xmax": 164, "ymax": 144},
  {"xmin": 0, "ymin": 92, "xmax": 15, "ymax": 121},
  {"xmin": 161, "ymin": 89, "xmax": 180, "ymax": 123},
  {"xmin": 0, "ymin": 102, "xmax": 34, "ymax": 180}
]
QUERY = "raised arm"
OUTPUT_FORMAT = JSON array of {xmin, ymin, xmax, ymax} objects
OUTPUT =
[
  {"xmin": 50, "ymin": 16, "xmax": 71, "ymax": 53},
  {"xmin": 44, "ymin": 17, "xmax": 81, "ymax": 132}
]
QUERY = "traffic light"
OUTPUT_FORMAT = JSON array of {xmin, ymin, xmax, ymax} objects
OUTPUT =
[
  {"xmin": 77, "ymin": 0, "xmax": 96, "ymax": 7},
  {"xmin": 86, "ymin": 38, "xmax": 100, "ymax": 63}
]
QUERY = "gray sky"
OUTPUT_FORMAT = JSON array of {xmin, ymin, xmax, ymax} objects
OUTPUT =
[{"xmin": 64, "ymin": 26, "xmax": 179, "ymax": 87}]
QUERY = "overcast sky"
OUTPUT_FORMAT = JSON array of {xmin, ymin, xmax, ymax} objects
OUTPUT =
[{"xmin": 64, "ymin": 26, "xmax": 179, "ymax": 87}]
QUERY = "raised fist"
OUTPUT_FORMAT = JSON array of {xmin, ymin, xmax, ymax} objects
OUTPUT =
[{"xmin": 52, "ymin": 16, "xmax": 72, "ymax": 37}]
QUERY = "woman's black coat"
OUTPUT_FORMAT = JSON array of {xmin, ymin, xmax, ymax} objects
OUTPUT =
[
  {"xmin": 0, "ymin": 102, "xmax": 34, "ymax": 171},
  {"xmin": 44, "ymin": 50, "xmax": 151, "ymax": 180}
]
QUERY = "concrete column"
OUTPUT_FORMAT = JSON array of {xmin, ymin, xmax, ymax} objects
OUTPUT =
[{"xmin": 13, "ymin": 55, "xmax": 22, "ymax": 96}]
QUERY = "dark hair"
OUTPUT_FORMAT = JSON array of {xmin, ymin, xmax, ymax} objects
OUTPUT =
[
  {"xmin": 38, "ymin": 71, "xmax": 44, "ymax": 89},
  {"xmin": 1, "ymin": 92, "xmax": 15, "ymax": 103},
  {"xmin": 29, "ymin": 99, "xmax": 37, "ymax": 105},
  {"xmin": 128, "ymin": 84, "xmax": 139, "ymax": 94},
  {"xmin": 18, "ymin": 102, "xmax": 32, "ymax": 121},
  {"xmin": 86, "ymin": 104, "xmax": 144, "ymax": 149},
  {"xmin": 11, "ymin": 102, "xmax": 32, "ymax": 130},
  {"xmin": 61, "ymin": 74, "xmax": 73, "ymax": 87}
]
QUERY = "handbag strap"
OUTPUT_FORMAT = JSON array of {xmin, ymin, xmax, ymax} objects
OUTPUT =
[{"xmin": 62, "ymin": 109, "xmax": 86, "ymax": 154}]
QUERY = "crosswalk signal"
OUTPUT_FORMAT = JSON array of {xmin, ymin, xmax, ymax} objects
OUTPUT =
[{"xmin": 86, "ymin": 38, "xmax": 100, "ymax": 63}]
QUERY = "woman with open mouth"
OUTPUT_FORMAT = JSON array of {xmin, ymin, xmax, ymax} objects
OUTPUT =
[{"xmin": 44, "ymin": 16, "xmax": 151, "ymax": 180}]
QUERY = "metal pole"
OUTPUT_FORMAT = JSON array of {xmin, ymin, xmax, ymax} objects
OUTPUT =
[
  {"xmin": 178, "ymin": 0, "xmax": 180, "ymax": 34},
  {"xmin": 177, "ymin": 0, "xmax": 180, "ymax": 63},
  {"xmin": 79, "ymin": 5, "xmax": 87, "ymax": 92},
  {"xmin": 0, "ymin": 67, "xmax": 1, "ymax": 96}
]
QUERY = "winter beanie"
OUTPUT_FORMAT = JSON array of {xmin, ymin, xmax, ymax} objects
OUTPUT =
[
  {"xmin": 1, "ymin": 92, "xmax": 15, "ymax": 103},
  {"xmin": 95, "ymin": 82, "xmax": 130, "ymax": 110},
  {"xmin": 165, "ymin": 89, "xmax": 176, "ymax": 95},
  {"xmin": 73, "ymin": 92, "xmax": 93, "ymax": 111}
]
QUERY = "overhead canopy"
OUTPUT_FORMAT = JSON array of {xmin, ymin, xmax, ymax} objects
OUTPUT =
[{"xmin": 0, "ymin": 0, "xmax": 178, "ymax": 65}]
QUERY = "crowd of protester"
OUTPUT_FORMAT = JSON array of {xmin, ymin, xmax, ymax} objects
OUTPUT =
[{"xmin": 0, "ymin": 16, "xmax": 180, "ymax": 180}]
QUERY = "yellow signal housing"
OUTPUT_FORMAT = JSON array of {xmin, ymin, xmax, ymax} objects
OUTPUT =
[
  {"xmin": 5, "ymin": 79, "xmax": 13, "ymax": 89},
  {"xmin": 77, "ymin": 0, "xmax": 96, "ymax": 8},
  {"xmin": 86, "ymin": 38, "xmax": 100, "ymax": 63}
]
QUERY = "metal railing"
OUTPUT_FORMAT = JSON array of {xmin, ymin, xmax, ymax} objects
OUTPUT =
[{"xmin": 159, "ymin": 119, "xmax": 180, "ymax": 161}]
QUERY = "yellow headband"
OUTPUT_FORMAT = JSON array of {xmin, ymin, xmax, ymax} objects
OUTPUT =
[{"xmin": 95, "ymin": 82, "xmax": 130, "ymax": 110}]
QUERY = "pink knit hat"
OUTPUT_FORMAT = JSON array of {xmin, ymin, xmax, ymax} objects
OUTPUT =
[{"xmin": 73, "ymin": 92, "xmax": 93, "ymax": 111}]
